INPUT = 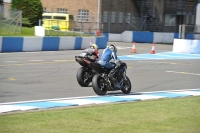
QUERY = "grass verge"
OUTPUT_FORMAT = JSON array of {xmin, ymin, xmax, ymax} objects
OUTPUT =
[
  {"xmin": 0, "ymin": 96, "xmax": 199, "ymax": 133},
  {"xmin": 0, "ymin": 27, "xmax": 34, "ymax": 36},
  {"xmin": 0, "ymin": 27, "xmax": 95, "ymax": 37}
]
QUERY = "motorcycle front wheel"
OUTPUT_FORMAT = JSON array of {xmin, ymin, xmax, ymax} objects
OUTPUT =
[
  {"xmin": 76, "ymin": 67, "xmax": 92, "ymax": 87},
  {"xmin": 121, "ymin": 76, "xmax": 132, "ymax": 94},
  {"xmin": 92, "ymin": 74, "xmax": 107, "ymax": 95}
]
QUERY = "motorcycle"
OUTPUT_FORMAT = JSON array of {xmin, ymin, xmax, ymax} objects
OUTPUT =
[
  {"xmin": 75, "ymin": 51, "xmax": 97, "ymax": 87},
  {"xmin": 90, "ymin": 60, "xmax": 132, "ymax": 95}
]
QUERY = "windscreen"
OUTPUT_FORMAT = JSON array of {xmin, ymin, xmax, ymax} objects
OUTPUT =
[
  {"xmin": 43, "ymin": 16, "xmax": 52, "ymax": 19},
  {"xmin": 53, "ymin": 16, "xmax": 66, "ymax": 20}
]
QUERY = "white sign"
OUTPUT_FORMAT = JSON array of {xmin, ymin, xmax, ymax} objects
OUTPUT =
[{"xmin": 35, "ymin": 26, "xmax": 45, "ymax": 37}]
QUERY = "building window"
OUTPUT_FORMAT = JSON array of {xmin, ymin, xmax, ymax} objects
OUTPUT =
[
  {"xmin": 177, "ymin": 0, "xmax": 186, "ymax": 9},
  {"xmin": 132, "ymin": 13, "xmax": 139, "ymax": 24},
  {"xmin": 132, "ymin": 16, "xmax": 136, "ymax": 24},
  {"xmin": 111, "ymin": 12, "xmax": 116, "ymax": 23},
  {"xmin": 165, "ymin": 14, "xmax": 176, "ymax": 26},
  {"xmin": 119, "ymin": 12, "xmax": 123, "ymax": 23},
  {"xmin": 126, "ymin": 13, "xmax": 130, "ymax": 23},
  {"xmin": 103, "ymin": 11, "xmax": 108, "ymax": 23},
  {"xmin": 78, "ymin": 9, "xmax": 89, "ymax": 21},
  {"xmin": 43, "ymin": 7, "xmax": 46, "ymax": 13},
  {"xmin": 57, "ymin": 8, "xmax": 67, "ymax": 14},
  {"xmin": 185, "ymin": 15, "xmax": 195, "ymax": 24}
]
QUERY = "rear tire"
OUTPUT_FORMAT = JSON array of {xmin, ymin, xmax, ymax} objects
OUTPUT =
[
  {"xmin": 121, "ymin": 76, "xmax": 131, "ymax": 94},
  {"xmin": 76, "ymin": 67, "xmax": 91, "ymax": 87},
  {"xmin": 92, "ymin": 74, "xmax": 107, "ymax": 95}
]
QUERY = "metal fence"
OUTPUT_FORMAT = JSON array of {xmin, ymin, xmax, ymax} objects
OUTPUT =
[
  {"xmin": 179, "ymin": 24, "xmax": 200, "ymax": 39},
  {"xmin": 43, "ymin": 7, "xmax": 144, "ymax": 34},
  {"xmin": 101, "ymin": 14, "xmax": 142, "ymax": 33},
  {"xmin": 42, "ymin": 18, "xmax": 143, "ymax": 36},
  {"xmin": 0, "ymin": 5, "xmax": 22, "ymax": 34},
  {"xmin": 42, "ymin": 19, "xmax": 103, "ymax": 36}
]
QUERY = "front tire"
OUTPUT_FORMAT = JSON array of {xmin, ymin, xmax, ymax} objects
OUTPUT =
[
  {"xmin": 121, "ymin": 76, "xmax": 131, "ymax": 94},
  {"xmin": 76, "ymin": 67, "xmax": 92, "ymax": 87},
  {"xmin": 92, "ymin": 74, "xmax": 107, "ymax": 95}
]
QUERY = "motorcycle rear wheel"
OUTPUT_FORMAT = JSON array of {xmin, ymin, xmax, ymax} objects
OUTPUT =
[
  {"xmin": 76, "ymin": 67, "xmax": 92, "ymax": 87},
  {"xmin": 92, "ymin": 74, "xmax": 107, "ymax": 95},
  {"xmin": 121, "ymin": 76, "xmax": 131, "ymax": 94}
]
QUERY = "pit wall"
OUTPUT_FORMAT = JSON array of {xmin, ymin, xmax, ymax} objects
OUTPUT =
[
  {"xmin": 0, "ymin": 36, "xmax": 107, "ymax": 52},
  {"xmin": 104, "ymin": 31, "xmax": 200, "ymax": 44}
]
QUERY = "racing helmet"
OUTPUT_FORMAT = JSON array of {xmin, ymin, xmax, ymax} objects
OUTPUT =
[
  {"xmin": 109, "ymin": 44, "xmax": 117, "ymax": 52},
  {"xmin": 90, "ymin": 44, "xmax": 98, "ymax": 50}
]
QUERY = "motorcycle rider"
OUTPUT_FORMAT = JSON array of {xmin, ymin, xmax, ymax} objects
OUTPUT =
[
  {"xmin": 97, "ymin": 44, "xmax": 121, "ymax": 89},
  {"xmin": 82, "ymin": 44, "xmax": 100, "ymax": 60}
]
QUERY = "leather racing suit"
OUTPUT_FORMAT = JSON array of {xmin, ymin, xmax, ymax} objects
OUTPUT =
[{"xmin": 97, "ymin": 46, "xmax": 120, "ymax": 87}]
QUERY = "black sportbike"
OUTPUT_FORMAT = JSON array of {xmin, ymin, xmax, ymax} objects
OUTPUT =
[
  {"xmin": 90, "ymin": 60, "xmax": 131, "ymax": 95},
  {"xmin": 75, "ymin": 52, "xmax": 97, "ymax": 87}
]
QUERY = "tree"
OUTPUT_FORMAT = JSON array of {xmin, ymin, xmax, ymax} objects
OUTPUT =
[{"xmin": 11, "ymin": 0, "xmax": 43, "ymax": 27}]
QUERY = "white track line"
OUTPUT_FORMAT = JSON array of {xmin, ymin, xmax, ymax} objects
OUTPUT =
[
  {"xmin": 0, "ymin": 88, "xmax": 200, "ymax": 105},
  {"xmin": 166, "ymin": 71, "xmax": 200, "ymax": 76},
  {"xmin": 29, "ymin": 60, "xmax": 44, "ymax": 62}
]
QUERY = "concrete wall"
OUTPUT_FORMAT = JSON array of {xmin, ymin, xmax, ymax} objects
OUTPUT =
[
  {"xmin": 133, "ymin": 31, "xmax": 153, "ymax": 43},
  {"xmin": 0, "ymin": 36, "xmax": 107, "ymax": 53},
  {"xmin": 109, "ymin": 34, "xmax": 122, "ymax": 42},
  {"xmin": 105, "ymin": 31, "xmax": 200, "ymax": 44},
  {"xmin": 121, "ymin": 31, "xmax": 133, "ymax": 42},
  {"xmin": 105, "ymin": 31, "xmax": 200, "ymax": 54},
  {"xmin": 153, "ymin": 32, "xmax": 174, "ymax": 44},
  {"xmin": 173, "ymin": 39, "xmax": 200, "ymax": 54}
]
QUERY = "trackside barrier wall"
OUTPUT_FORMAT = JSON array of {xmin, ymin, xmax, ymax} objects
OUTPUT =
[
  {"xmin": 153, "ymin": 32, "xmax": 174, "ymax": 44},
  {"xmin": 0, "ymin": 37, "xmax": 2, "ymax": 52},
  {"xmin": 109, "ymin": 34, "xmax": 122, "ymax": 42},
  {"xmin": 0, "ymin": 36, "xmax": 107, "ymax": 52},
  {"xmin": 121, "ymin": 31, "xmax": 132, "ymax": 42},
  {"xmin": 173, "ymin": 39, "xmax": 200, "ymax": 54},
  {"xmin": 133, "ymin": 31, "xmax": 153, "ymax": 43},
  {"xmin": 194, "ymin": 34, "xmax": 200, "ymax": 40},
  {"xmin": 105, "ymin": 31, "xmax": 200, "ymax": 44},
  {"xmin": 2, "ymin": 37, "xmax": 24, "ymax": 52}
]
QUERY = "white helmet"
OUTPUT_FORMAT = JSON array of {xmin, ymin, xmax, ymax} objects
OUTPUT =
[
  {"xmin": 90, "ymin": 44, "xmax": 98, "ymax": 50},
  {"xmin": 109, "ymin": 44, "xmax": 117, "ymax": 52}
]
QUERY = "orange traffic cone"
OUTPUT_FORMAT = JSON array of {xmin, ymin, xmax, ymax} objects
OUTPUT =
[
  {"xmin": 131, "ymin": 42, "xmax": 137, "ymax": 53},
  {"xmin": 151, "ymin": 43, "xmax": 155, "ymax": 54}
]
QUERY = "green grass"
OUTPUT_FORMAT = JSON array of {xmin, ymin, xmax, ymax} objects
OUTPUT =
[
  {"xmin": 0, "ymin": 26, "xmax": 95, "ymax": 37},
  {"xmin": 0, "ymin": 96, "xmax": 199, "ymax": 133},
  {"xmin": 0, "ymin": 27, "xmax": 34, "ymax": 36}
]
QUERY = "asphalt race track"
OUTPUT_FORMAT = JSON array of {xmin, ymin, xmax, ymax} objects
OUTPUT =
[{"xmin": 0, "ymin": 42, "xmax": 200, "ymax": 104}]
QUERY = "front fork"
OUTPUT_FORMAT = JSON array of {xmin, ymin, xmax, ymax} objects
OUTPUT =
[{"xmin": 122, "ymin": 67, "xmax": 127, "ymax": 79}]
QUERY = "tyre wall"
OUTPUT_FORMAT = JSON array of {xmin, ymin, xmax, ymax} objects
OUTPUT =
[{"xmin": 0, "ymin": 36, "xmax": 107, "ymax": 53}]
